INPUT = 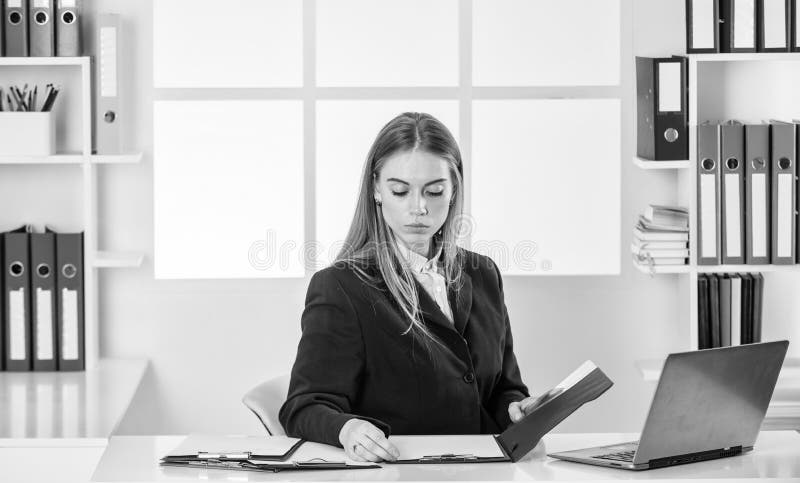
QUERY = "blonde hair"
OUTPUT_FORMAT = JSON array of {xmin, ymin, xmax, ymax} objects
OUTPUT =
[{"xmin": 335, "ymin": 112, "xmax": 465, "ymax": 352}]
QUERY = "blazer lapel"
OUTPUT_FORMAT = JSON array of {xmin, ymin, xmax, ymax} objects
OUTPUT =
[{"xmin": 449, "ymin": 271, "xmax": 473, "ymax": 336}]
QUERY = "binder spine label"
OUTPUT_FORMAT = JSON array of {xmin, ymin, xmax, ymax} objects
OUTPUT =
[
  {"xmin": 61, "ymin": 288, "xmax": 79, "ymax": 360},
  {"xmin": 658, "ymin": 63, "xmax": 681, "ymax": 112},
  {"xmin": 36, "ymin": 287, "xmax": 54, "ymax": 360},
  {"xmin": 100, "ymin": 26, "xmax": 118, "ymax": 97},
  {"xmin": 734, "ymin": 0, "xmax": 756, "ymax": 48},
  {"xmin": 9, "ymin": 288, "xmax": 26, "ymax": 360},
  {"xmin": 693, "ymin": 0, "xmax": 717, "ymax": 48},
  {"xmin": 752, "ymin": 173, "xmax": 768, "ymax": 257},
  {"xmin": 8, "ymin": 0, "xmax": 22, "ymax": 7},
  {"xmin": 701, "ymin": 174, "xmax": 718, "ymax": 257},
  {"xmin": 763, "ymin": 0, "xmax": 788, "ymax": 48},
  {"xmin": 777, "ymin": 173, "xmax": 793, "ymax": 257},
  {"xmin": 724, "ymin": 173, "xmax": 743, "ymax": 257}
]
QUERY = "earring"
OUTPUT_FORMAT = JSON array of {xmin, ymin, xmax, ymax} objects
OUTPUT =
[{"xmin": 374, "ymin": 197, "xmax": 382, "ymax": 206}]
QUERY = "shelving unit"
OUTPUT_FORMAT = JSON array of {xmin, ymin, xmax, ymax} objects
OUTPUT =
[
  {"xmin": 635, "ymin": 52, "xmax": 800, "ymax": 346},
  {"xmin": 0, "ymin": 57, "xmax": 145, "ymax": 370},
  {"xmin": 634, "ymin": 53, "xmax": 800, "ymax": 429}
]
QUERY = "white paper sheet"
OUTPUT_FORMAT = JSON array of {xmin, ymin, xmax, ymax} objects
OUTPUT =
[
  {"xmin": 389, "ymin": 435, "xmax": 505, "ymax": 460},
  {"xmin": 166, "ymin": 434, "xmax": 302, "ymax": 459}
]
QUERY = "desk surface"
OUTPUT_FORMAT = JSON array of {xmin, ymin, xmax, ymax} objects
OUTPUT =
[
  {"xmin": 91, "ymin": 431, "xmax": 800, "ymax": 482},
  {"xmin": 0, "ymin": 359, "xmax": 148, "ymax": 446}
]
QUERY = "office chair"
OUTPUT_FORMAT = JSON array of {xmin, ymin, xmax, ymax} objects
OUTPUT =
[{"xmin": 242, "ymin": 374, "xmax": 291, "ymax": 436}]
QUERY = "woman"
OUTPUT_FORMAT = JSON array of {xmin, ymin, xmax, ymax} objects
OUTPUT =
[{"xmin": 279, "ymin": 112, "xmax": 544, "ymax": 463}]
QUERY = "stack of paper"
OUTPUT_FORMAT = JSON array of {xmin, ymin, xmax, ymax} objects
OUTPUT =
[{"xmin": 633, "ymin": 205, "xmax": 689, "ymax": 268}]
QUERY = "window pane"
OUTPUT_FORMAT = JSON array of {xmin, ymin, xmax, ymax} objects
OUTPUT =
[
  {"xmin": 154, "ymin": 101, "xmax": 304, "ymax": 278},
  {"xmin": 316, "ymin": 0, "xmax": 459, "ymax": 86},
  {"xmin": 473, "ymin": 0, "xmax": 620, "ymax": 86},
  {"xmin": 154, "ymin": 0, "xmax": 302, "ymax": 88},
  {"xmin": 315, "ymin": 101, "xmax": 460, "ymax": 268},
  {"xmin": 471, "ymin": 99, "xmax": 621, "ymax": 275}
]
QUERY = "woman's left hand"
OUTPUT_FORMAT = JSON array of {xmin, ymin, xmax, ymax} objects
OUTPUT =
[{"xmin": 508, "ymin": 388, "xmax": 564, "ymax": 423}]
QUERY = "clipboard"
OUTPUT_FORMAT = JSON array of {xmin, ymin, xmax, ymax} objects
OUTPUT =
[
  {"xmin": 389, "ymin": 361, "xmax": 613, "ymax": 464},
  {"xmin": 160, "ymin": 435, "xmax": 380, "ymax": 473}
]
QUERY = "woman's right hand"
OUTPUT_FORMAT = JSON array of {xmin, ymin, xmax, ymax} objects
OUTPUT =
[{"xmin": 338, "ymin": 418, "xmax": 400, "ymax": 462}]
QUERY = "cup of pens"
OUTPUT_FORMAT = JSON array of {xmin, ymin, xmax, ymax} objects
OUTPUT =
[{"xmin": 0, "ymin": 84, "xmax": 60, "ymax": 156}]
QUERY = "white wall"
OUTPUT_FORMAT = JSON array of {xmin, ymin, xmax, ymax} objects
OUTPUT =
[{"xmin": 86, "ymin": 0, "xmax": 704, "ymax": 435}]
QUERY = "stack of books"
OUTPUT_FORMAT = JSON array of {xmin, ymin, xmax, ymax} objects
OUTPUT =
[{"xmin": 632, "ymin": 205, "xmax": 689, "ymax": 270}]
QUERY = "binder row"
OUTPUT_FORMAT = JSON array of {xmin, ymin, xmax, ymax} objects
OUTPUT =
[
  {"xmin": 697, "ymin": 273, "xmax": 763, "ymax": 350},
  {"xmin": 0, "ymin": 0, "xmax": 81, "ymax": 57},
  {"xmin": 687, "ymin": 0, "xmax": 800, "ymax": 53},
  {"xmin": 1, "ymin": 225, "xmax": 85, "ymax": 372},
  {"xmin": 697, "ymin": 121, "xmax": 800, "ymax": 265}
]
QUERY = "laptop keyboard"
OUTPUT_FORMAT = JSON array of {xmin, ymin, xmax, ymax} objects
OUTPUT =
[
  {"xmin": 594, "ymin": 442, "xmax": 639, "ymax": 463},
  {"xmin": 595, "ymin": 450, "xmax": 635, "ymax": 462}
]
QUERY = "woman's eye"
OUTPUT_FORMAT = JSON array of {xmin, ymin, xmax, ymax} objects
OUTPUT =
[
  {"xmin": 427, "ymin": 190, "xmax": 444, "ymax": 197},
  {"xmin": 391, "ymin": 191, "xmax": 408, "ymax": 197}
]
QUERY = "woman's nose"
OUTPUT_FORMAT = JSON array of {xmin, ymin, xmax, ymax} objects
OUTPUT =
[{"xmin": 411, "ymin": 193, "xmax": 428, "ymax": 215}]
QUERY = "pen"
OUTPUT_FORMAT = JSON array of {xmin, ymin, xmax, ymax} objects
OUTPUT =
[
  {"xmin": 32, "ymin": 86, "xmax": 37, "ymax": 112},
  {"xmin": 42, "ymin": 87, "xmax": 59, "ymax": 112},
  {"xmin": 0, "ymin": 88, "xmax": 3, "ymax": 111}
]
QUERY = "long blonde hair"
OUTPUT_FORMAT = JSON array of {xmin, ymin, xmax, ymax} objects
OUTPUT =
[{"xmin": 335, "ymin": 112, "xmax": 465, "ymax": 351}]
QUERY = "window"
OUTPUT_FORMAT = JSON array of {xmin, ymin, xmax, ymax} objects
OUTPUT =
[{"xmin": 154, "ymin": 0, "xmax": 624, "ymax": 278}]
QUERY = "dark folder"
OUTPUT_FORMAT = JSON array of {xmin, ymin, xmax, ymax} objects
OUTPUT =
[
  {"xmin": 721, "ymin": 0, "xmax": 758, "ymax": 52},
  {"xmin": 698, "ymin": 275, "xmax": 710, "ymax": 350},
  {"xmin": 769, "ymin": 121, "xmax": 796, "ymax": 264},
  {"xmin": 4, "ymin": 0, "xmax": 29, "ymax": 57},
  {"xmin": 687, "ymin": 0, "xmax": 721, "ymax": 53},
  {"xmin": 709, "ymin": 274, "xmax": 721, "ymax": 348},
  {"xmin": 757, "ymin": 0, "xmax": 791, "ymax": 52},
  {"xmin": 495, "ymin": 363, "xmax": 613, "ymax": 462},
  {"xmin": 636, "ymin": 56, "xmax": 689, "ymax": 161},
  {"xmin": 31, "ymin": 230, "xmax": 58, "ymax": 371},
  {"xmin": 752, "ymin": 273, "xmax": 764, "ymax": 343},
  {"xmin": 721, "ymin": 121, "xmax": 746, "ymax": 264},
  {"xmin": 698, "ymin": 122, "xmax": 722, "ymax": 265},
  {"xmin": 30, "ymin": 0, "xmax": 55, "ymax": 56},
  {"xmin": 744, "ymin": 123, "xmax": 771, "ymax": 264},
  {"xmin": 54, "ymin": 231, "xmax": 84, "ymax": 371},
  {"xmin": 793, "ymin": 0, "xmax": 800, "ymax": 51},
  {"xmin": 3, "ymin": 225, "xmax": 32, "ymax": 371},
  {"xmin": 741, "ymin": 273, "xmax": 753, "ymax": 344}
]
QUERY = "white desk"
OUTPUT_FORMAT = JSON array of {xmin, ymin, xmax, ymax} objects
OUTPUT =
[
  {"xmin": 0, "ymin": 359, "xmax": 148, "ymax": 483},
  {"xmin": 91, "ymin": 432, "xmax": 800, "ymax": 482}
]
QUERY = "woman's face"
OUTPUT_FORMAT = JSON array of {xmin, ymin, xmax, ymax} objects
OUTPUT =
[{"xmin": 374, "ymin": 149, "xmax": 454, "ymax": 256}]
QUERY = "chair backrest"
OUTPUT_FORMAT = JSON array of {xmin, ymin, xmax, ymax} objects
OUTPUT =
[{"xmin": 242, "ymin": 374, "xmax": 291, "ymax": 436}]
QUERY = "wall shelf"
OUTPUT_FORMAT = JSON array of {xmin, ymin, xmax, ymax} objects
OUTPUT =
[
  {"xmin": 633, "ymin": 261, "xmax": 690, "ymax": 275},
  {"xmin": 690, "ymin": 53, "xmax": 800, "ymax": 62},
  {"xmin": 633, "ymin": 157, "xmax": 690, "ymax": 169},
  {"xmin": 93, "ymin": 251, "xmax": 145, "ymax": 269},
  {"xmin": 0, "ymin": 153, "xmax": 143, "ymax": 165},
  {"xmin": 0, "ymin": 56, "xmax": 90, "ymax": 67}
]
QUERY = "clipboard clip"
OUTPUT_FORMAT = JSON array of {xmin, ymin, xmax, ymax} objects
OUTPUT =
[
  {"xmin": 197, "ymin": 451, "xmax": 251, "ymax": 460},
  {"xmin": 419, "ymin": 453, "xmax": 478, "ymax": 462}
]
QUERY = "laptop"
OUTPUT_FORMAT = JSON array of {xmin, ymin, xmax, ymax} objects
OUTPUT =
[{"xmin": 548, "ymin": 340, "xmax": 789, "ymax": 470}]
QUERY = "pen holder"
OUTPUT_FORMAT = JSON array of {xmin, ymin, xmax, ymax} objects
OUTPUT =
[{"xmin": 0, "ymin": 112, "xmax": 55, "ymax": 156}]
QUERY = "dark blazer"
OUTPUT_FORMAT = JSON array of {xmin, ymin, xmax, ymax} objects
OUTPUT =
[{"xmin": 279, "ymin": 249, "xmax": 529, "ymax": 446}]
